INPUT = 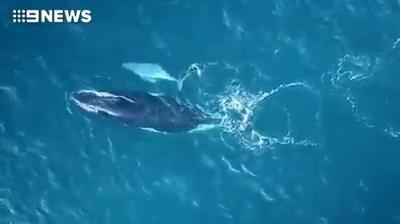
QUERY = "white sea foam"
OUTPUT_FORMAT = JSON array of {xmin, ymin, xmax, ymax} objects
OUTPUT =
[
  {"xmin": 240, "ymin": 164, "xmax": 257, "ymax": 177},
  {"xmin": 221, "ymin": 156, "xmax": 241, "ymax": 173},
  {"xmin": 210, "ymin": 80, "xmax": 317, "ymax": 153},
  {"xmin": 322, "ymin": 37, "xmax": 400, "ymax": 140}
]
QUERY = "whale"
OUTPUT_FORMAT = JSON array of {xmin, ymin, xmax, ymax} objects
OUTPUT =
[
  {"xmin": 122, "ymin": 62, "xmax": 202, "ymax": 91},
  {"xmin": 71, "ymin": 90, "xmax": 218, "ymax": 133}
]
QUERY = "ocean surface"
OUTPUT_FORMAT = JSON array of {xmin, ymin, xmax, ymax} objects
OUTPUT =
[{"xmin": 1, "ymin": 0, "xmax": 400, "ymax": 223}]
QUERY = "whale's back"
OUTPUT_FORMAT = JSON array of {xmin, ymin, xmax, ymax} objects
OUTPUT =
[{"xmin": 72, "ymin": 90, "xmax": 214, "ymax": 133}]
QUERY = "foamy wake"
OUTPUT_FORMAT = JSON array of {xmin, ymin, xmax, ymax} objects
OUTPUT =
[
  {"xmin": 211, "ymin": 81, "xmax": 317, "ymax": 153},
  {"xmin": 321, "ymin": 37, "xmax": 400, "ymax": 140},
  {"xmin": 172, "ymin": 61, "xmax": 320, "ymax": 153}
]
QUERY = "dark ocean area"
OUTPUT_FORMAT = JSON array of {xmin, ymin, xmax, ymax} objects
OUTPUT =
[{"xmin": 1, "ymin": 0, "xmax": 400, "ymax": 223}]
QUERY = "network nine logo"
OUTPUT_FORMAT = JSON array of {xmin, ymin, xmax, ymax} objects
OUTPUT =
[{"xmin": 12, "ymin": 9, "xmax": 92, "ymax": 24}]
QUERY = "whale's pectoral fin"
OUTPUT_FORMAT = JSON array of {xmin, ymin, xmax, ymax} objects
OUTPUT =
[{"xmin": 189, "ymin": 124, "xmax": 219, "ymax": 133}]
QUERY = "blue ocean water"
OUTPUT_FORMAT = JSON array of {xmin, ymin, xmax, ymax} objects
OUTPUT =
[{"xmin": 1, "ymin": 0, "xmax": 400, "ymax": 223}]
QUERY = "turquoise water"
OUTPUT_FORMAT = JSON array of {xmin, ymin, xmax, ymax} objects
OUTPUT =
[{"xmin": 1, "ymin": 1, "xmax": 400, "ymax": 223}]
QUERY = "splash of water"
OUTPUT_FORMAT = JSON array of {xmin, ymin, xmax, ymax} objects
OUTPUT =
[
  {"xmin": 182, "ymin": 62, "xmax": 319, "ymax": 153},
  {"xmin": 322, "ymin": 37, "xmax": 400, "ymax": 140},
  {"xmin": 215, "ymin": 81, "xmax": 317, "ymax": 153}
]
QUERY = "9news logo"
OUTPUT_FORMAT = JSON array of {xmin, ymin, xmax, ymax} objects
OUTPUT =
[{"xmin": 12, "ymin": 9, "xmax": 92, "ymax": 24}]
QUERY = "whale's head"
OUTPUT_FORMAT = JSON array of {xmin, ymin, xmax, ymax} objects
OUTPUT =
[
  {"xmin": 72, "ymin": 91, "xmax": 98, "ymax": 105},
  {"xmin": 71, "ymin": 90, "xmax": 137, "ymax": 117}
]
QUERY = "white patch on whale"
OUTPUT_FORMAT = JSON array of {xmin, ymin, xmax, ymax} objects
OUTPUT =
[
  {"xmin": 71, "ymin": 90, "xmax": 133, "ymax": 116},
  {"xmin": 189, "ymin": 123, "xmax": 219, "ymax": 133},
  {"xmin": 147, "ymin": 92, "xmax": 164, "ymax": 97},
  {"xmin": 71, "ymin": 96, "xmax": 121, "ymax": 117},
  {"xmin": 75, "ymin": 89, "xmax": 136, "ymax": 103},
  {"xmin": 139, "ymin": 127, "xmax": 168, "ymax": 134}
]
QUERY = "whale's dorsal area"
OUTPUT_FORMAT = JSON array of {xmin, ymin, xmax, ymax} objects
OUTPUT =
[{"xmin": 71, "ymin": 90, "xmax": 218, "ymax": 133}]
